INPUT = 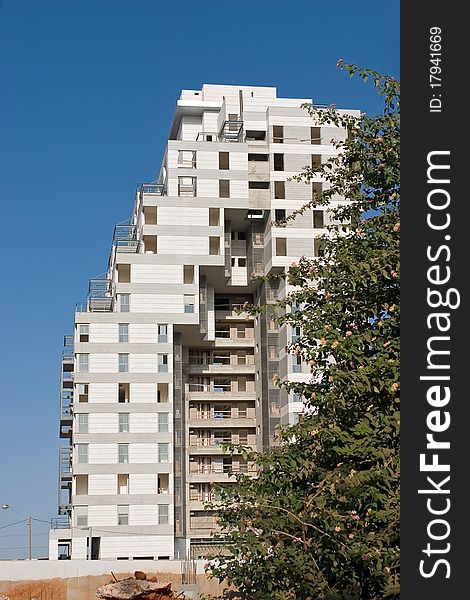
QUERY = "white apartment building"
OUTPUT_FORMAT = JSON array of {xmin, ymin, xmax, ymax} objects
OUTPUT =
[{"xmin": 49, "ymin": 84, "xmax": 359, "ymax": 561}]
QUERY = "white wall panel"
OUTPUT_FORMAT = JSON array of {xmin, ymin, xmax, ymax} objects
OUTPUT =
[
  {"xmin": 130, "ymin": 443, "xmax": 158, "ymax": 463},
  {"xmin": 90, "ymin": 354, "xmax": 117, "ymax": 373},
  {"xmin": 130, "ymin": 473, "xmax": 157, "ymax": 495},
  {"xmin": 89, "ymin": 324, "xmax": 118, "ymax": 343},
  {"xmin": 157, "ymin": 207, "xmax": 208, "ymax": 226},
  {"xmin": 88, "ymin": 444, "xmax": 116, "ymax": 464},
  {"xmin": 130, "ymin": 382, "xmax": 157, "ymax": 403},
  {"xmin": 88, "ymin": 474, "xmax": 116, "ymax": 495},
  {"xmin": 158, "ymin": 236, "xmax": 208, "ymax": 255},
  {"xmin": 131, "ymin": 294, "xmax": 183, "ymax": 313},
  {"xmin": 89, "ymin": 505, "xmax": 117, "ymax": 527},
  {"xmin": 132, "ymin": 264, "xmax": 183, "ymax": 284},
  {"xmin": 88, "ymin": 383, "xmax": 117, "ymax": 404}
]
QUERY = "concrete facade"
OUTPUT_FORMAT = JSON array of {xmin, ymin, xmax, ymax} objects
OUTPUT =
[{"xmin": 50, "ymin": 84, "xmax": 359, "ymax": 561}]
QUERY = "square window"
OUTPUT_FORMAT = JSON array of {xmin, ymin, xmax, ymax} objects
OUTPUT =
[
  {"xmin": 119, "ymin": 323, "xmax": 129, "ymax": 343},
  {"xmin": 158, "ymin": 504, "xmax": 169, "ymax": 525},
  {"xmin": 76, "ymin": 444, "xmax": 88, "ymax": 464},
  {"xmin": 158, "ymin": 413, "xmax": 169, "ymax": 433},
  {"xmin": 77, "ymin": 414, "xmax": 88, "ymax": 434},
  {"xmin": 273, "ymin": 154, "xmax": 284, "ymax": 171},
  {"xmin": 119, "ymin": 294, "xmax": 130, "ymax": 313},
  {"xmin": 158, "ymin": 443, "xmax": 169, "ymax": 463},
  {"xmin": 219, "ymin": 180, "xmax": 230, "ymax": 198},
  {"xmin": 219, "ymin": 152, "xmax": 229, "ymax": 170},
  {"xmin": 158, "ymin": 324, "xmax": 168, "ymax": 343},
  {"xmin": 118, "ymin": 444, "xmax": 129, "ymax": 463},
  {"xmin": 118, "ymin": 505, "xmax": 129, "ymax": 526},
  {"xmin": 77, "ymin": 354, "xmax": 89, "ymax": 373},
  {"xmin": 118, "ymin": 354, "xmax": 129, "ymax": 373},
  {"xmin": 119, "ymin": 413, "xmax": 129, "ymax": 433},
  {"xmin": 184, "ymin": 294, "xmax": 195, "ymax": 313},
  {"xmin": 79, "ymin": 324, "xmax": 89, "ymax": 342},
  {"xmin": 158, "ymin": 354, "xmax": 168, "ymax": 373}
]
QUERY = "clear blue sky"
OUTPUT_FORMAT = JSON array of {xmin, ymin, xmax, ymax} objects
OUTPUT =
[{"xmin": 0, "ymin": 0, "xmax": 399, "ymax": 559}]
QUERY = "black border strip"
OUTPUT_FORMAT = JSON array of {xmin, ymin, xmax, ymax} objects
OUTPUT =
[{"xmin": 401, "ymin": 3, "xmax": 467, "ymax": 597}]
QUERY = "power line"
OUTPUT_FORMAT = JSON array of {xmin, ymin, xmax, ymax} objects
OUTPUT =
[{"xmin": 0, "ymin": 519, "xmax": 27, "ymax": 530}]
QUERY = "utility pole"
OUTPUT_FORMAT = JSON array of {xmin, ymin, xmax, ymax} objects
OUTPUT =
[{"xmin": 27, "ymin": 515, "xmax": 32, "ymax": 560}]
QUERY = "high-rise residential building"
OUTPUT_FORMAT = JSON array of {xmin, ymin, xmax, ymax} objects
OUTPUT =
[{"xmin": 49, "ymin": 84, "xmax": 359, "ymax": 561}]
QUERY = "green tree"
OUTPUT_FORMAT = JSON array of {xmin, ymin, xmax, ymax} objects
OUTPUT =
[{"xmin": 205, "ymin": 64, "xmax": 400, "ymax": 600}]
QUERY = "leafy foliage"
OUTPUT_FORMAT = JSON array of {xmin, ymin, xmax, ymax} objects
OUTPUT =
[{"xmin": 204, "ymin": 64, "xmax": 400, "ymax": 600}]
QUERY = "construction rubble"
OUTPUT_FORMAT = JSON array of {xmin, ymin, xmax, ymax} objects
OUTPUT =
[{"xmin": 96, "ymin": 571, "xmax": 185, "ymax": 600}]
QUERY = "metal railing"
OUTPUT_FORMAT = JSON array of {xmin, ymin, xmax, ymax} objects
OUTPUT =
[
  {"xmin": 138, "ymin": 183, "xmax": 166, "ymax": 195},
  {"xmin": 113, "ymin": 224, "xmax": 140, "ymax": 253},
  {"xmin": 88, "ymin": 277, "xmax": 114, "ymax": 312},
  {"xmin": 192, "ymin": 464, "xmax": 255, "ymax": 475},
  {"xmin": 188, "ymin": 383, "xmax": 232, "ymax": 393},
  {"xmin": 50, "ymin": 517, "xmax": 70, "ymax": 530},
  {"xmin": 75, "ymin": 301, "xmax": 88, "ymax": 313},
  {"xmin": 59, "ymin": 446, "xmax": 72, "ymax": 475}
]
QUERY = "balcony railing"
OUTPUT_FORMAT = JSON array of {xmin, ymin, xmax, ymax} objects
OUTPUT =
[
  {"xmin": 50, "ymin": 517, "xmax": 70, "ymax": 530},
  {"xmin": 59, "ymin": 446, "xmax": 72, "ymax": 476},
  {"xmin": 138, "ymin": 183, "xmax": 166, "ymax": 196},
  {"xmin": 191, "ymin": 464, "xmax": 256, "ymax": 475},
  {"xmin": 190, "ymin": 437, "xmax": 247, "ymax": 448},
  {"xmin": 188, "ymin": 383, "xmax": 232, "ymax": 393},
  {"xmin": 88, "ymin": 277, "xmax": 114, "ymax": 312},
  {"xmin": 113, "ymin": 224, "xmax": 140, "ymax": 253}
]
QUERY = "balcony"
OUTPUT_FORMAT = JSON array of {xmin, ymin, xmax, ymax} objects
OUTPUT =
[
  {"xmin": 189, "ymin": 407, "xmax": 256, "ymax": 420},
  {"xmin": 113, "ymin": 224, "xmax": 140, "ymax": 253},
  {"xmin": 50, "ymin": 517, "xmax": 71, "ymax": 530},
  {"xmin": 189, "ymin": 434, "xmax": 257, "ymax": 451},
  {"xmin": 138, "ymin": 182, "xmax": 166, "ymax": 196},
  {"xmin": 215, "ymin": 305, "xmax": 253, "ymax": 321},
  {"xmin": 88, "ymin": 277, "xmax": 114, "ymax": 312}
]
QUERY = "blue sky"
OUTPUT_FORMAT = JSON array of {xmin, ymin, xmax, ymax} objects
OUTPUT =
[{"xmin": 0, "ymin": 0, "xmax": 399, "ymax": 558}]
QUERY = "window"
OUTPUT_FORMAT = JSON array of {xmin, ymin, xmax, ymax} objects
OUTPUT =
[
  {"xmin": 274, "ymin": 181, "xmax": 285, "ymax": 199},
  {"xmin": 292, "ymin": 355, "xmax": 302, "ymax": 373},
  {"xmin": 118, "ymin": 383, "xmax": 129, "ymax": 403},
  {"xmin": 77, "ymin": 354, "xmax": 89, "ymax": 373},
  {"xmin": 311, "ymin": 126, "xmax": 321, "ymax": 145},
  {"xmin": 314, "ymin": 238, "xmax": 324, "ymax": 257},
  {"xmin": 157, "ymin": 383, "xmax": 169, "ymax": 403},
  {"xmin": 248, "ymin": 153, "xmax": 269, "ymax": 161},
  {"xmin": 268, "ymin": 345, "xmax": 279, "ymax": 359},
  {"xmin": 117, "ymin": 505, "xmax": 129, "ymax": 526},
  {"xmin": 209, "ymin": 208, "xmax": 220, "ymax": 226},
  {"xmin": 248, "ymin": 181, "xmax": 270, "ymax": 189},
  {"xmin": 219, "ymin": 180, "xmax": 230, "ymax": 198},
  {"xmin": 253, "ymin": 232, "xmax": 264, "ymax": 246},
  {"xmin": 79, "ymin": 324, "xmax": 89, "ymax": 342},
  {"xmin": 292, "ymin": 326, "xmax": 301, "ymax": 342},
  {"xmin": 76, "ymin": 444, "xmax": 88, "ymax": 464},
  {"xmin": 311, "ymin": 155, "xmax": 322, "ymax": 171},
  {"xmin": 273, "ymin": 125, "xmax": 284, "ymax": 143},
  {"xmin": 237, "ymin": 350, "xmax": 247, "ymax": 365},
  {"xmin": 268, "ymin": 314, "xmax": 277, "ymax": 331},
  {"xmin": 158, "ymin": 443, "xmax": 169, "ymax": 463},
  {"xmin": 183, "ymin": 265, "xmax": 195, "ymax": 284},
  {"xmin": 178, "ymin": 176, "xmax": 197, "ymax": 197},
  {"xmin": 275, "ymin": 238, "xmax": 287, "ymax": 256},
  {"xmin": 158, "ymin": 504, "xmax": 169, "ymax": 525},
  {"xmin": 238, "ymin": 258, "xmax": 246, "ymax": 267},
  {"xmin": 184, "ymin": 294, "xmax": 195, "ymax": 313},
  {"xmin": 157, "ymin": 354, "xmax": 168, "ymax": 373},
  {"xmin": 143, "ymin": 206, "xmax": 157, "ymax": 224},
  {"xmin": 77, "ymin": 383, "xmax": 89, "ymax": 403},
  {"xmin": 75, "ymin": 506, "xmax": 88, "ymax": 527},
  {"xmin": 273, "ymin": 154, "xmax": 284, "ymax": 171},
  {"xmin": 219, "ymin": 152, "xmax": 229, "ymax": 170},
  {"xmin": 118, "ymin": 354, "xmax": 129, "ymax": 373},
  {"xmin": 119, "ymin": 294, "xmax": 130, "ymax": 313},
  {"xmin": 158, "ymin": 413, "xmax": 169, "ymax": 433},
  {"xmin": 312, "ymin": 182, "xmax": 323, "ymax": 197},
  {"xmin": 77, "ymin": 414, "xmax": 88, "ymax": 434},
  {"xmin": 292, "ymin": 392, "xmax": 304, "ymax": 403},
  {"xmin": 143, "ymin": 235, "xmax": 157, "ymax": 254},
  {"xmin": 275, "ymin": 209, "xmax": 286, "ymax": 222},
  {"xmin": 119, "ymin": 413, "xmax": 129, "ymax": 433},
  {"xmin": 119, "ymin": 323, "xmax": 129, "ymax": 343},
  {"xmin": 245, "ymin": 130, "xmax": 266, "ymax": 141},
  {"xmin": 237, "ymin": 324, "xmax": 246, "ymax": 339},
  {"xmin": 118, "ymin": 444, "xmax": 129, "ymax": 463},
  {"xmin": 117, "ymin": 264, "xmax": 130, "ymax": 283},
  {"xmin": 118, "ymin": 473, "xmax": 129, "ymax": 494},
  {"xmin": 209, "ymin": 237, "xmax": 220, "ymax": 255},
  {"xmin": 313, "ymin": 210, "xmax": 324, "ymax": 228},
  {"xmin": 76, "ymin": 474, "xmax": 88, "ymax": 495},
  {"xmin": 178, "ymin": 150, "xmax": 196, "ymax": 168},
  {"xmin": 158, "ymin": 324, "xmax": 168, "ymax": 343}
]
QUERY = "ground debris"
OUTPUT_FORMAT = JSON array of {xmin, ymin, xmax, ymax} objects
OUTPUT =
[{"xmin": 96, "ymin": 573, "xmax": 183, "ymax": 600}]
